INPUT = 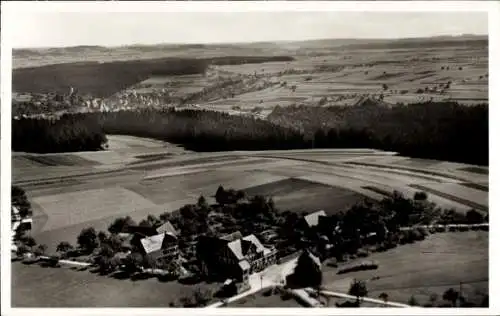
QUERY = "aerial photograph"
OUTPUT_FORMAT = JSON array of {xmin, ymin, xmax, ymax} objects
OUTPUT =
[{"xmin": 7, "ymin": 6, "xmax": 488, "ymax": 309}]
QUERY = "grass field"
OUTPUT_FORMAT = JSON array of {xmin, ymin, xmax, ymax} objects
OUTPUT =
[
  {"xmin": 31, "ymin": 187, "xmax": 157, "ymax": 232},
  {"xmin": 12, "ymin": 263, "xmax": 220, "ymax": 307},
  {"xmin": 322, "ymin": 231, "xmax": 488, "ymax": 306},
  {"xmin": 225, "ymin": 289, "xmax": 305, "ymax": 308},
  {"xmin": 243, "ymin": 178, "xmax": 368, "ymax": 215}
]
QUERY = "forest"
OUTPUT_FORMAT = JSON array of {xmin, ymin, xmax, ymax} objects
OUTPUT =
[
  {"xmin": 11, "ymin": 101, "xmax": 487, "ymax": 165},
  {"xmin": 12, "ymin": 114, "xmax": 107, "ymax": 153}
]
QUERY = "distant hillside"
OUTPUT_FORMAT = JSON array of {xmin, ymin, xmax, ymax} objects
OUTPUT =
[{"xmin": 12, "ymin": 55, "xmax": 294, "ymax": 98}]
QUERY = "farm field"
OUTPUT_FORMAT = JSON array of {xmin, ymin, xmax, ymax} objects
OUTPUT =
[
  {"xmin": 12, "ymin": 137, "xmax": 488, "ymax": 255},
  {"xmin": 322, "ymin": 231, "xmax": 488, "ymax": 306},
  {"xmin": 243, "ymin": 178, "xmax": 369, "ymax": 215},
  {"xmin": 13, "ymin": 36, "xmax": 487, "ymax": 117},
  {"xmin": 11, "ymin": 262, "xmax": 220, "ymax": 307}
]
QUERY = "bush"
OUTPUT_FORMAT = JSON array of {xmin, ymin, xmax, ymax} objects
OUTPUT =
[
  {"xmin": 281, "ymin": 291, "xmax": 292, "ymax": 301},
  {"xmin": 337, "ymin": 261, "xmax": 378, "ymax": 274}
]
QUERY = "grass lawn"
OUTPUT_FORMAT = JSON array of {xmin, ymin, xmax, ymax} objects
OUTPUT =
[
  {"xmin": 225, "ymin": 289, "xmax": 305, "ymax": 308},
  {"xmin": 12, "ymin": 262, "xmax": 220, "ymax": 307},
  {"xmin": 243, "ymin": 178, "xmax": 368, "ymax": 215},
  {"xmin": 322, "ymin": 231, "xmax": 488, "ymax": 307}
]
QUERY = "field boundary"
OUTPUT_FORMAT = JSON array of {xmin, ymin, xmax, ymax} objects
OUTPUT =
[
  {"xmin": 344, "ymin": 161, "xmax": 488, "ymax": 185},
  {"xmin": 409, "ymin": 184, "xmax": 488, "ymax": 213}
]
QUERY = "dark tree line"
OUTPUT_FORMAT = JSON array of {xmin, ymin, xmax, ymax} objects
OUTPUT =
[
  {"xmin": 12, "ymin": 101, "xmax": 488, "ymax": 166},
  {"xmin": 274, "ymin": 101, "xmax": 488, "ymax": 166},
  {"xmin": 96, "ymin": 108, "xmax": 306, "ymax": 152},
  {"xmin": 12, "ymin": 114, "xmax": 107, "ymax": 153}
]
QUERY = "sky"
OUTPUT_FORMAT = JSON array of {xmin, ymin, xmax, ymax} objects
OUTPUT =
[{"xmin": 10, "ymin": 11, "xmax": 488, "ymax": 48}]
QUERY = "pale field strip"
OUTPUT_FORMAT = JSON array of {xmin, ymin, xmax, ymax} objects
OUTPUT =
[
  {"xmin": 142, "ymin": 156, "xmax": 269, "ymax": 179},
  {"xmin": 105, "ymin": 134, "xmax": 168, "ymax": 149},
  {"xmin": 32, "ymin": 187, "xmax": 156, "ymax": 232},
  {"xmin": 412, "ymin": 183, "xmax": 488, "ymax": 209},
  {"xmin": 214, "ymin": 158, "xmax": 309, "ymax": 173},
  {"xmin": 284, "ymin": 163, "xmax": 445, "ymax": 187},
  {"xmin": 336, "ymin": 163, "xmax": 464, "ymax": 184},
  {"xmin": 344, "ymin": 160, "xmax": 487, "ymax": 184},
  {"xmin": 294, "ymin": 172, "xmax": 471, "ymax": 212}
]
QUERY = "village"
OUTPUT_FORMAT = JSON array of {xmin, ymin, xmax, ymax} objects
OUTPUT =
[{"xmin": 11, "ymin": 182, "xmax": 488, "ymax": 308}]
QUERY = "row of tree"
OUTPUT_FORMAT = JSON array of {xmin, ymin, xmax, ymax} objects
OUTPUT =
[
  {"xmin": 12, "ymin": 100, "xmax": 487, "ymax": 165},
  {"xmin": 12, "ymin": 114, "xmax": 107, "ymax": 153},
  {"xmin": 271, "ymin": 101, "xmax": 488, "ymax": 166}
]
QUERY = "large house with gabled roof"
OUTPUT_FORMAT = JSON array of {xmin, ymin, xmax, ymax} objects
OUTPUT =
[{"xmin": 197, "ymin": 231, "xmax": 277, "ymax": 282}]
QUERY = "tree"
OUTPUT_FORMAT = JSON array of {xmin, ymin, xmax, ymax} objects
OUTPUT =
[
  {"xmin": 348, "ymin": 279, "xmax": 368, "ymax": 304},
  {"xmin": 77, "ymin": 227, "xmax": 99, "ymax": 253},
  {"xmin": 379, "ymin": 292, "xmax": 389, "ymax": 307},
  {"xmin": 408, "ymin": 295, "xmax": 419, "ymax": 306},
  {"xmin": 291, "ymin": 251, "xmax": 322, "ymax": 288},
  {"xmin": 146, "ymin": 214, "xmax": 161, "ymax": 227},
  {"xmin": 465, "ymin": 209, "xmax": 484, "ymax": 224},
  {"xmin": 413, "ymin": 191, "xmax": 428, "ymax": 201},
  {"xmin": 23, "ymin": 236, "xmax": 37, "ymax": 249},
  {"xmin": 108, "ymin": 216, "xmax": 136, "ymax": 234},
  {"xmin": 197, "ymin": 195, "xmax": 209, "ymax": 209},
  {"xmin": 215, "ymin": 185, "xmax": 226, "ymax": 205},
  {"xmin": 34, "ymin": 244, "xmax": 47, "ymax": 257},
  {"xmin": 442, "ymin": 288, "xmax": 459, "ymax": 306},
  {"xmin": 98, "ymin": 231, "xmax": 108, "ymax": 245},
  {"xmin": 56, "ymin": 241, "xmax": 74, "ymax": 254},
  {"xmin": 16, "ymin": 244, "xmax": 30, "ymax": 258},
  {"xmin": 192, "ymin": 287, "xmax": 213, "ymax": 307},
  {"xmin": 428, "ymin": 293, "xmax": 438, "ymax": 306},
  {"xmin": 12, "ymin": 186, "xmax": 32, "ymax": 219},
  {"xmin": 139, "ymin": 219, "xmax": 153, "ymax": 227},
  {"xmin": 123, "ymin": 252, "xmax": 144, "ymax": 273}
]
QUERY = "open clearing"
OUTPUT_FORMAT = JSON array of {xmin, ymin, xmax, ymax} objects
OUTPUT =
[
  {"xmin": 322, "ymin": 231, "xmax": 488, "ymax": 306},
  {"xmin": 12, "ymin": 263, "xmax": 220, "ymax": 307}
]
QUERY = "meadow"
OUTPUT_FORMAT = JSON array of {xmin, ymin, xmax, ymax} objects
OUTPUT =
[{"xmin": 322, "ymin": 231, "xmax": 488, "ymax": 306}]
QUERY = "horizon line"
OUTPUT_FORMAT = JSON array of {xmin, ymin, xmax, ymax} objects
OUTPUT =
[{"xmin": 12, "ymin": 33, "xmax": 488, "ymax": 50}]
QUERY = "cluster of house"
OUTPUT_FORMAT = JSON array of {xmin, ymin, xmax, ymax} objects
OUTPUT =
[{"xmin": 118, "ymin": 220, "xmax": 279, "ymax": 282}]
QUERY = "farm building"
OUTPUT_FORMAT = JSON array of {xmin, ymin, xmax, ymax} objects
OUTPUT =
[
  {"xmin": 121, "ymin": 221, "xmax": 180, "ymax": 265},
  {"xmin": 301, "ymin": 210, "xmax": 327, "ymax": 230},
  {"xmin": 197, "ymin": 232, "xmax": 278, "ymax": 282},
  {"xmin": 139, "ymin": 232, "xmax": 179, "ymax": 265}
]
